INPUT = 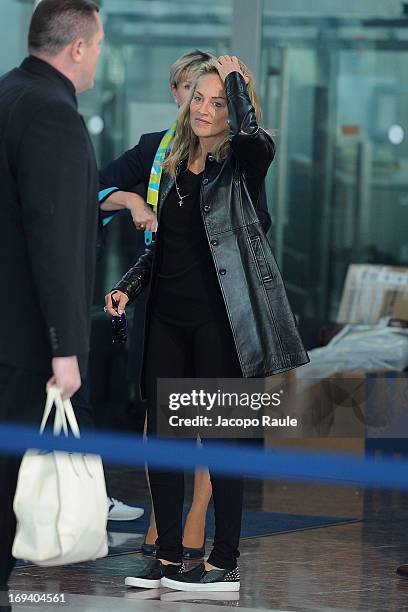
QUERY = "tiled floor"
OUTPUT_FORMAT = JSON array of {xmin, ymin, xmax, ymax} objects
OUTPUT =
[{"xmin": 8, "ymin": 467, "xmax": 408, "ymax": 612}]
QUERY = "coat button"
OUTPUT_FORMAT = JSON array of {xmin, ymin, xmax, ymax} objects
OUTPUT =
[
  {"xmin": 203, "ymin": 205, "xmax": 211, "ymax": 212},
  {"xmin": 211, "ymin": 239, "xmax": 218, "ymax": 246},
  {"xmin": 218, "ymin": 268, "xmax": 226, "ymax": 275},
  {"xmin": 203, "ymin": 178, "xmax": 209, "ymax": 185}
]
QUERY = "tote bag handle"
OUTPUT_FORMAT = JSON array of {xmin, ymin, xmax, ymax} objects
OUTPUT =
[{"xmin": 39, "ymin": 385, "xmax": 81, "ymax": 439}]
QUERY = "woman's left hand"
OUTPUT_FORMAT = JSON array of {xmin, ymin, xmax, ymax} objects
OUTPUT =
[{"xmin": 213, "ymin": 55, "xmax": 249, "ymax": 84}]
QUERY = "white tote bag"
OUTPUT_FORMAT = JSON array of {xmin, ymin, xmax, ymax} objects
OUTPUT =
[{"xmin": 12, "ymin": 385, "xmax": 108, "ymax": 566}]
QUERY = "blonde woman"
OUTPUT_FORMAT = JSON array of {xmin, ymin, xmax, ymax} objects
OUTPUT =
[
  {"xmin": 105, "ymin": 55, "xmax": 308, "ymax": 591},
  {"xmin": 100, "ymin": 50, "xmax": 272, "ymax": 558},
  {"xmin": 100, "ymin": 49, "xmax": 225, "ymax": 559}
]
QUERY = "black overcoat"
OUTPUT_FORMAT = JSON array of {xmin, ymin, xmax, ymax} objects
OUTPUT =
[{"xmin": 0, "ymin": 56, "xmax": 99, "ymax": 376}]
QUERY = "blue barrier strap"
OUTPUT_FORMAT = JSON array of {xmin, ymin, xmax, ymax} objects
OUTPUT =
[{"xmin": 0, "ymin": 423, "xmax": 406, "ymax": 489}]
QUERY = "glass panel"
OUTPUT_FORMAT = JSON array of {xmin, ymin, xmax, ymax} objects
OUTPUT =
[
  {"xmin": 81, "ymin": 0, "xmax": 233, "ymax": 165},
  {"xmin": 0, "ymin": 0, "xmax": 31, "ymax": 75},
  {"xmin": 261, "ymin": 3, "xmax": 408, "ymax": 325},
  {"xmin": 331, "ymin": 48, "xmax": 408, "ymax": 317}
]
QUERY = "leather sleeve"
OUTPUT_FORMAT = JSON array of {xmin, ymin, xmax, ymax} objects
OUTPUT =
[
  {"xmin": 225, "ymin": 71, "xmax": 275, "ymax": 177},
  {"xmin": 112, "ymin": 241, "xmax": 156, "ymax": 303}
]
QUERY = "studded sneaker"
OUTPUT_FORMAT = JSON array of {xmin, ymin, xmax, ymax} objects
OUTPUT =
[
  {"xmin": 125, "ymin": 559, "xmax": 184, "ymax": 589},
  {"xmin": 161, "ymin": 562, "xmax": 240, "ymax": 592}
]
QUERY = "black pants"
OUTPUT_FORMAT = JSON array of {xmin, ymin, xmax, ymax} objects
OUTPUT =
[
  {"xmin": 0, "ymin": 365, "xmax": 48, "ymax": 588},
  {"xmin": 145, "ymin": 312, "xmax": 244, "ymax": 570}
]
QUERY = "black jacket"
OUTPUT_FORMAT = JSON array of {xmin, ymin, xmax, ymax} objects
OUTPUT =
[
  {"xmin": 0, "ymin": 56, "xmax": 99, "ymax": 375},
  {"xmin": 113, "ymin": 72, "xmax": 308, "ymax": 390}
]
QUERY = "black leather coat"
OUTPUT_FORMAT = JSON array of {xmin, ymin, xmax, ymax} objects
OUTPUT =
[{"xmin": 114, "ymin": 71, "xmax": 309, "ymax": 388}]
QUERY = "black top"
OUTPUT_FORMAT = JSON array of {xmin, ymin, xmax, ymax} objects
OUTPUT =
[{"xmin": 152, "ymin": 169, "xmax": 225, "ymax": 325}]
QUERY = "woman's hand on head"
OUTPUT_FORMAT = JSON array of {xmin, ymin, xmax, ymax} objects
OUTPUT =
[
  {"xmin": 105, "ymin": 290, "xmax": 129, "ymax": 317},
  {"xmin": 213, "ymin": 55, "xmax": 249, "ymax": 84}
]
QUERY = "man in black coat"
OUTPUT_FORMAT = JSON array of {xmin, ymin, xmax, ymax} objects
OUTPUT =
[{"xmin": 0, "ymin": 0, "xmax": 103, "ymax": 591}]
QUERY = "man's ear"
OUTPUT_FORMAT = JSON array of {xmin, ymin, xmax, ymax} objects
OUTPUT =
[{"xmin": 71, "ymin": 38, "xmax": 85, "ymax": 64}]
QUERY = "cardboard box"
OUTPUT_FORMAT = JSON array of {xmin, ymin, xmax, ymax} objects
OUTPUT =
[
  {"xmin": 337, "ymin": 264, "xmax": 408, "ymax": 324},
  {"xmin": 264, "ymin": 370, "xmax": 408, "ymax": 445},
  {"xmin": 264, "ymin": 264, "xmax": 408, "ymax": 454},
  {"xmin": 382, "ymin": 290, "xmax": 408, "ymax": 321}
]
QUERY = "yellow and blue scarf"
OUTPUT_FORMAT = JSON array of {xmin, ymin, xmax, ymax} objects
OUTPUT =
[
  {"xmin": 144, "ymin": 122, "xmax": 176, "ymax": 245},
  {"xmin": 100, "ymin": 122, "xmax": 176, "ymax": 245}
]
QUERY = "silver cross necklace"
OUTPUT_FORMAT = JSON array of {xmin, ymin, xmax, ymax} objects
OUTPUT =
[{"xmin": 174, "ymin": 173, "xmax": 190, "ymax": 207}]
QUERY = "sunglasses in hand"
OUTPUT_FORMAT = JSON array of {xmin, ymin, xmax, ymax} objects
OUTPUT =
[{"xmin": 111, "ymin": 295, "xmax": 127, "ymax": 345}]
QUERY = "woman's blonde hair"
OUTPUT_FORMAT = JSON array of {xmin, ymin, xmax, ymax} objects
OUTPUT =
[
  {"xmin": 163, "ymin": 58, "xmax": 261, "ymax": 177},
  {"xmin": 168, "ymin": 49, "xmax": 215, "ymax": 89}
]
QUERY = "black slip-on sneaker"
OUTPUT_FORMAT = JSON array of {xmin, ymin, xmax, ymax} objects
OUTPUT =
[
  {"xmin": 125, "ymin": 559, "xmax": 184, "ymax": 589},
  {"xmin": 161, "ymin": 562, "xmax": 240, "ymax": 592}
]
